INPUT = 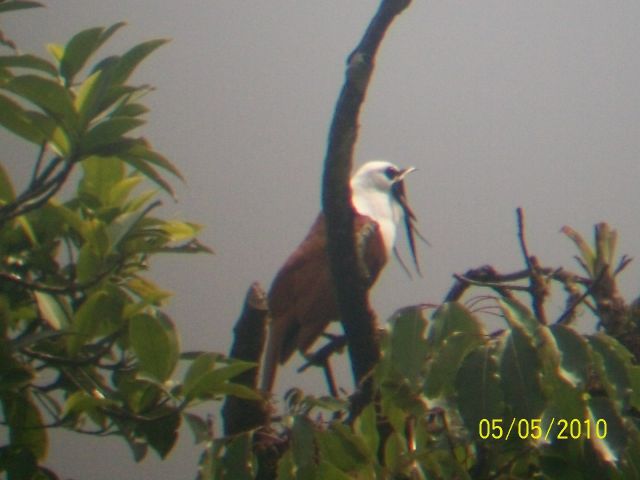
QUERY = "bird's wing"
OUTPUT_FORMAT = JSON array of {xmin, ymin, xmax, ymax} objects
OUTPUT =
[{"xmin": 261, "ymin": 212, "xmax": 387, "ymax": 392}]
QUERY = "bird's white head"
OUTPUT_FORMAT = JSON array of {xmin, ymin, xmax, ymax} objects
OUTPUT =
[{"xmin": 350, "ymin": 160, "xmax": 416, "ymax": 256}]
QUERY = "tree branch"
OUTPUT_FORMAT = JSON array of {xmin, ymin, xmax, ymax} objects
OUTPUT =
[
  {"xmin": 516, "ymin": 207, "xmax": 548, "ymax": 324},
  {"xmin": 321, "ymin": 0, "xmax": 412, "ymax": 419}
]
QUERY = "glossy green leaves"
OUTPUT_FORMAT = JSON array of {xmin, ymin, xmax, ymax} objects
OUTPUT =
[
  {"xmin": 0, "ymin": 10, "xmax": 216, "ymax": 476},
  {"xmin": 130, "ymin": 313, "xmax": 179, "ymax": 382}
]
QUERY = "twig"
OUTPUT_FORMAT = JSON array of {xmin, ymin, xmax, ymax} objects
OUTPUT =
[
  {"xmin": 614, "ymin": 254, "xmax": 633, "ymax": 276},
  {"xmin": 0, "ymin": 157, "xmax": 75, "ymax": 224},
  {"xmin": 555, "ymin": 268, "xmax": 609, "ymax": 325},
  {"xmin": 0, "ymin": 268, "xmax": 112, "ymax": 295},
  {"xmin": 297, "ymin": 334, "xmax": 347, "ymax": 373},
  {"xmin": 516, "ymin": 208, "xmax": 548, "ymax": 324},
  {"xmin": 20, "ymin": 329, "xmax": 124, "ymax": 366},
  {"xmin": 30, "ymin": 142, "xmax": 48, "ymax": 188}
]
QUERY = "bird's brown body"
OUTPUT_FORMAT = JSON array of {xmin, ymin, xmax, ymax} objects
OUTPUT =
[
  {"xmin": 260, "ymin": 160, "xmax": 420, "ymax": 392},
  {"xmin": 261, "ymin": 212, "xmax": 387, "ymax": 392}
]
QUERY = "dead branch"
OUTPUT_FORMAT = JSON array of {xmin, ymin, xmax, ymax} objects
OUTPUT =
[{"xmin": 222, "ymin": 282, "xmax": 270, "ymax": 436}]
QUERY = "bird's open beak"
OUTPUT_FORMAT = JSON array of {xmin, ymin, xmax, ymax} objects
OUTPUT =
[
  {"xmin": 397, "ymin": 166, "xmax": 416, "ymax": 181},
  {"xmin": 390, "ymin": 166, "xmax": 421, "ymax": 274},
  {"xmin": 391, "ymin": 167, "xmax": 417, "ymax": 220}
]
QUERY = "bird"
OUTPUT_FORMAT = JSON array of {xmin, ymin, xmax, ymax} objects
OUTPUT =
[{"xmin": 261, "ymin": 160, "xmax": 421, "ymax": 392}]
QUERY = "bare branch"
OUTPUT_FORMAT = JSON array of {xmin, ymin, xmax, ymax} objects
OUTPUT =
[{"xmin": 516, "ymin": 207, "xmax": 548, "ymax": 324}]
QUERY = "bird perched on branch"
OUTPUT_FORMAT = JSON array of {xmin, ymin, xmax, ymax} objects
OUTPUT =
[{"xmin": 261, "ymin": 160, "xmax": 421, "ymax": 392}]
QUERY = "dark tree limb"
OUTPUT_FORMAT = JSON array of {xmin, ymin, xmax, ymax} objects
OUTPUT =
[
  {"xmin": 321, "ymin": 0, "xmax": 412, "ymax": 420},
  {"xmin": 222, "ymin": 282, "xmax": 269, "ymax": 436}
]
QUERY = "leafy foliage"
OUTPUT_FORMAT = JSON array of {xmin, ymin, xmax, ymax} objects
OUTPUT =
[
  {"xmin": 207, "ymin": 224, "xmax": 640, "ymax": 480},
  {"xmin": 0, "ymin": 7, "xmax": 257, "ymax": 479}
]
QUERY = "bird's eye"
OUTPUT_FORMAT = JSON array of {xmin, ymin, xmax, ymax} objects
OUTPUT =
[{"xmin": 384, "ymin": 166, "xmax": 399, "ymax": 180}]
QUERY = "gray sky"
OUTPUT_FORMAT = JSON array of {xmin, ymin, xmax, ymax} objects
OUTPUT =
[{"xmin": 4, "ymin": 2, "xmax": 640, "ymax": 478}]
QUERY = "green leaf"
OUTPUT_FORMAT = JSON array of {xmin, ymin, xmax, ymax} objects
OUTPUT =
[
  {"xmin": 425, "ymin": 329, "xmax": 485, "ymax": 398},
  {"xmin": 76, "ymin": 242, "xmax": 102, "ymax": 284},
  {"xmin": 550, "ymin": 324, "xmax": 591, "ymax": 388},
  {"xmin": 126, "ymin": 276, "xmax": 172, "ymax": 305},
  {"xmin": 128, "ymin": 142, "xmax": 183, "ymax": 180},
  {"xmin": 108, "ymin": 175, "xmax": 143, "ymax": 206},
  {"xmin": 107, "ymin": 209, "xmax": 149, "ymax": 249},
  {"xmin": 74, "ymin": 69, "xmax": 108, "ymax": 125},
  {"xmin": 219, "ymin": 434, "xmax": 253, "ymax": 480},
  {"xmin": 69, "ymin": 288, "xmax": 123, "ymax": 355},
  {"xmin": 111, "ymin": 39, "xmax": 169, "ymax": 85},
  {"xmin": 81, "ymin": 117, "xmax": 145, "ymax": 154},
  {"xmin": 183, "ymin": 361, "xmax": 256, "ymax": 400},
  {"xmin": 455, "ymin": 345, "xmax": 504, "ymax": 437},
  {"xmin": 0, "ymin": 162, "xmax": 16, "ymax": 203},
  {"xmin": 34, "ymin": 291, "xmax": 70, "ymax": 329},
  {"xmin": 46, "ymin": 43, "xmax": 64, "ymax": 63},
  {"xmin": 427, "ymin": 302, "xmax": 484, "ymax": 349},
  {"xmin": 499, "ymin": 327, "xmax": 546, "ymax": 420},
  {"xmin": 123, "ymin": 154, "xmax": 176, "ymax": 199},
  {"xmin": 587, "ymin": 396, "xmax": 627, "ymax": 463},
  {"xmin": 276, "ymin": 450, "xmax": 295, "ymax": 480},
  {"xmin": 542, "ymin": 375, "xmax": 586, "ymax": 444},
  {"xmin": 47, "ymin": 122, "xmax": 71, "ymax": 155},
  {"xmin": 60, "ymin": 23, "xmax": 126, "ymax": 86},
  {"xmin": 210, "ymin": 382, "xmax": 261, "ymax": 401},
  {"xmin": 389, "ymin": 306, "xmax": 429, "ymax": 386},
  {"xmin": 4, "ymin": 74, "xmax": 78, "ymax": 132},
  {"xmin": 539, "ymin": 454, "xmax": 586, "ymax": 480},
  {"xmin": 129, "ymin": 312, "xmax": 179, "ymax": 382},
  {"xmin": 499, "ymin": 298, "xmax": 540, "ymax": 339},
  {"xmin": 354, "ymin": 404, "xmax": 379, "ymax": 459},
  {"xmin": 137, "ymin": 409, "xmax": 180, "ymax": 459},
  {"xmin": 0, "ymin": 93, "xmax": 49, "ymax": 144},
  {"xmin": 301, "ymin": 395, "xmax": 347, "ymax": 413},
  {"xmin": 63, "ymin": 391, "xmax": 113, "ymax": 423},
  {"xmin": 160, "ymin": 220, "xmax": 202, "ymax": 242},
  {"xmin": 315, "ymin": 423, "xmax": 371, "ymax": 475},
  {"xmin": 0, "ymin": 54, "xmax": 57, "ymax": 76},
  {"xmin": 81, "ymin": 218, "xmax": 110, "ymax": 257},
  {"xmin": 184, "ymin": 413, "xmax": 211, "ymax": 445},
  {"xmin": 112, "ymin": 102, "xmax": 149, "ymax": 118},
  {"xmin": 0, "ymin": 1, "xmax": 43, "ymax": 13},
  {"xmin": 384, "ymin": 431, "xmax": 407, "ymax": 475},
  {"xmin": 588, "ymin": 333, "xmax": 632, "ymax": 405},
  {"xmin": 2, "ymin": 393, "xmax": 48, "ymax": 460},
  {"xmin": 183, "ymin": 352, "xmax": 218, "ymax": 393},
  {"xmin": 116, "ymin": 377, "xmax": 163, "ymax": 414},
  {"xmin": 628, "ymin": 366, "xmax": 640, "ymax": 410},
  {"xmin": 291, "ymin": 415, "xmax": 317, "ymax": 476},
  {"xmin": 79, "ymin": 155, "xmax": 125, "ymax": 204},
  {"xmin": 316, "ymin": 461, "xmax": 353, "ymax": 480}
]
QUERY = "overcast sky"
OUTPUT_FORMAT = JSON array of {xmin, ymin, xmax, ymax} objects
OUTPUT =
[{"xmin": 4, "ymin": 2, "xmax": 640, "ymax": 478}]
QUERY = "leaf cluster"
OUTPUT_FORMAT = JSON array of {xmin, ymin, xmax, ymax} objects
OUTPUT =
[
  {"xmin": 0, "ymin": 5, "xmax": 257, "ymax": 479},
  {"xmin": 211, "ymin": 223, "xmax": 640, "ymax": 480}
]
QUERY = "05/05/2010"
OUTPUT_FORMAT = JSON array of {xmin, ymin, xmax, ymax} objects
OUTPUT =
[{"xmin": 478, "ymin": 417, "xmax": 607, "ymax": 441}]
